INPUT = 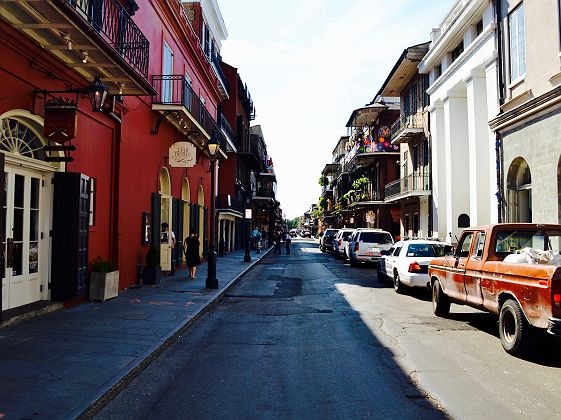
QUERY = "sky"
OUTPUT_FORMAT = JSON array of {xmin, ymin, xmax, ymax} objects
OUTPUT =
[{"xmin": 219, "ymin": 0, "xmax": 455, "ymax": 219}]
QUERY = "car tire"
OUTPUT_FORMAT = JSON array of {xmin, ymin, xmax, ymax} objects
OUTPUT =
[
  {"xmin": 393, "ymin": 271, "xmax": 404, "ymax": 293},
  {"xmin": 499, "ymin": 299, "xmax": 534, "ymax": 356},
  {"xmin": 432, "ymin": 279, "xmax": 450, "ymax": 317}
]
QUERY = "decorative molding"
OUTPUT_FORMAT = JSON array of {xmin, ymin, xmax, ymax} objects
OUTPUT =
[{"xmin": 426, "ymin": 24, "xmax": 496, "ymax": 96}]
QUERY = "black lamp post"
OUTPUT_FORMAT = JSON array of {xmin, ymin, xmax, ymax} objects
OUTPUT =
[{"xmin": 206, "ymin": 132, "xmax": 220, "ymax": 289}]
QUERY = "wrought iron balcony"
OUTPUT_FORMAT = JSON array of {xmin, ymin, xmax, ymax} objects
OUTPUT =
[
  {"xmin": 152, "ymin": 75, "xmax": 227, "ymax": 157},
  {"xmin": 218, "ymin": 112, "xmax": 236, "ymax": 152},
  {"xmin": 254, "ymin": 187, "xmax": 276, "ymax": 199},
  {"xmin": 348, "ymin": 190, "xmax": 385, "ymax": 206},
  {"xmin": 210, "ymin": 52, "xmax": 230, "ymax": 99},
  {"xmin": 215, "ymin": 194, "xmax": 244, "ymax": 213},
  {"xmin": 384, "ymin": 173, "xmax": 431, "ymax": 202},
  {"xmin": 390, "ymin": 113, "xmax": 424, "ymax": 143},
  {"xmin": 1, "ymin": 0, "xmax": 151, "ymax": 94}
]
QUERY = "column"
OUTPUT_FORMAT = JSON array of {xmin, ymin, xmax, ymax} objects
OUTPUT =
[
  {"xmin": 429, "ymin": 101, "xmax": 447, "ymax": 240},
  {"xmin": 466, "ymin": 68, "xmax": 490, "ymax": 225},
  {"xmin": 443, "ymin": 89, "xmax": 470, "ymax": 241}
]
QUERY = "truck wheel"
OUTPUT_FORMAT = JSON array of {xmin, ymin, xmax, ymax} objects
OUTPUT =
[
  {"xmin": 499, "ymin": 299, "xmax": 534, "ymax": 356},
  {"xmin": 432, "ymin": 279, "xmax": 450, "ymax": 317},
  {"xmin": 394, "ymin": 271, "xmax": 404, "ymax": 293}
]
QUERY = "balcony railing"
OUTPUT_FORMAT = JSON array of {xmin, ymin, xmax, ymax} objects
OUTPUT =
[
  {"xmin": 385, "ymin": 174, "xmax": 431, "ymax": 200},
  {"xmin": 350, "ymin": 190, "xmax": 384, "ymax": 203},
  {"xmin": 66, "ymin": 0, "xmax": 149, "ymax": 78},
  {"xmin": 216, "ymin": 195, "xmax": 244, "ymax": 213},
  {"xmin": 211, "ymin": 52, "xmax": 230, "ymax": 93},
  {"xmin": 390, "ymin": 113, "xmax": 424, "ymax": 141},
  {"xmin": 254, "ymin": 188, "xmax": 275, "ymax": 199},
  {"xmin": 218, "ymin": 112, "xmax": 235, "ymax": 143}
]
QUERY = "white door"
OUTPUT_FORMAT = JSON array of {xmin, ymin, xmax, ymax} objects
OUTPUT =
[{"xmin": 3, "ymin": 167, "xmax": 47, "ymax": 309}]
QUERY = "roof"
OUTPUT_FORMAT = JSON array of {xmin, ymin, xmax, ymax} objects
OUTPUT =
[
  {"xmin": 376, "ymin": 42, "xmax": 430, "ymax": 98},
  {"xmin": 345, "ymin": 102, "xmax": 391, "ymax": 128}
]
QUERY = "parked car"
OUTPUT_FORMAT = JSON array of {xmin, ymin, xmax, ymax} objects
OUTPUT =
[
  {"xmin": 320, "ymin": 229, "xmax": 339, "ymax": 252},
  {"xmin": 301, "ymin": 230, "xmax": 312, "ymax": 238},
  {"xmin": 333, "ymin": 228, "xmax": 355, "ymax": 258},
  {"xmin": 429, "ymin": 223, "xmax": 561, "ymax": 356},
  {"xmin": 377, "ymin": 240, "xmax": 452, "ymax": 293},
  {"xmin": 289, "ymin": 229, "xmax": 298, "ymax": 238},
  {"xmin": 347, "ymin": 229, "xmax": 394, "ymax": 266}
]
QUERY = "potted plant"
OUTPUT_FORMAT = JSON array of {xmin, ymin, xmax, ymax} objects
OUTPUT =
[
  {"xmin": 143, "ymin": 245, "xmax": 161, "ymax": 285},
  {"xmin": 90, "ymin": 256, "xmax": 119, "ymax": 301}
]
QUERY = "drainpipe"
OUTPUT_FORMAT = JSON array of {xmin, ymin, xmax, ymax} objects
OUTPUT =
[{"xmin": 495, "ymin": 0, "xmax": 505, "ymax": 222}]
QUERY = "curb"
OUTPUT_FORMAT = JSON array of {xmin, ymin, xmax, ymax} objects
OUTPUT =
[{"xmin": 76, "ymin": 248, "xmax": 272, "ymax": 419}]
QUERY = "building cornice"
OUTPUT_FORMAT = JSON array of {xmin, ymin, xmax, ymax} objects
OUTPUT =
[
  {"xmin": 425, "ymin": 23, "xmax": 496, "ymax": 96},
  {"xmin": 489, "ymin": 85, "xmax": 561, "ymax": 132}
]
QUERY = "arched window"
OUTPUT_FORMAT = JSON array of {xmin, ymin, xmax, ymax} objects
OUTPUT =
[
  {"xmin": 507, "ymin": 157, "xmax": 531, "ymax": 222},
  {"xmin": 0, "ymin": 116, "xmax": 46, "ymax": 160}
]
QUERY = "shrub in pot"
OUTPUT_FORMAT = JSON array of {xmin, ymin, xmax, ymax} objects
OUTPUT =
[
  {"xmin": 90, "ymin": 256, "xmax": 119, "ymax": 301},
  {"xmin": 143, "ymin": 246, "xmax": 161, "ymax": 285}
]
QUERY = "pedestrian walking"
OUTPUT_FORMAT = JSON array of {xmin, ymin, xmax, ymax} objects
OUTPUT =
[
  {"xmin": 285, "ymin": 233, "xmax": 292, "ymax": 255},
  {"xmin": 273, "ymin": 231, "xmax": 282, "ymax": 254},
  {"xmin": 183, "ymin": 231, "xmax": 201, "ymax": 279}
]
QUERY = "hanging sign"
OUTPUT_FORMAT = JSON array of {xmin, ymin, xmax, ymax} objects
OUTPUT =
[
  {"xmin": 169, "ymin": 141, "xmax": 196, "ymax": 167},
  {"xmin": 43, "ymin": 97, "xmax": 78, "ymax": 144}
]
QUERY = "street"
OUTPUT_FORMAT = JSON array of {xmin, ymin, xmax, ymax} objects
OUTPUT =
[{"xmin": 96, "ymin": 239, "xmax": 561, "ymax": 419}]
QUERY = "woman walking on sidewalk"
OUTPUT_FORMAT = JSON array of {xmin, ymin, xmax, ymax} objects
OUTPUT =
[{"xmin": 183, "ymin": 231, "xmax": 201, "ymax": 279}]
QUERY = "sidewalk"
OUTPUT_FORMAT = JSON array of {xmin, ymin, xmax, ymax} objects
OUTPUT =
[{"xmin": 0, "ymin": 248, "xmax": 271, "ymax": 419}]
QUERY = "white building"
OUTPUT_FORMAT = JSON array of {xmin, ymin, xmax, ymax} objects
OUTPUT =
[{"xmin": 419, "ymin": 0, "xmax": 500, "ymax": 242}]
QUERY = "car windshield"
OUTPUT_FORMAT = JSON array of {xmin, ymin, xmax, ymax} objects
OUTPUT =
[
  {"xmin": 359, "ymin": 232, "xmax": 393, "ymax": 244},
  {"xmin": 325, "ymin": 230, "xmax": 338, "ymax": 236},
  {"xmin": 342, "ymin": 231, "xmax": 353, "ymax": 240},
  {"xmin": 406, "ymin": 243, "xmax": 449, "ymax": 257}
]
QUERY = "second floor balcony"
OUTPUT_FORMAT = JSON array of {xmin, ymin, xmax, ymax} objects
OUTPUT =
[
  {"xmin": 384, "ymin": 173, "xmax": 431, "ymax": 202},
  {"xmin": 216, "ymin": 194, "xmax": 244, "ymax": 214},
  {"xmin": 152, "ymin": 74, "xmax": 227, "ymax": 158},
  {"xmin": 218, "ymin": 112, "xmax": 236, "ymax": 153},
  {"xmin": 208, "ymin": 50, "xmax": 229, "ymax": 100},
  {"xmin": 1, "ymin": 0, "xmax": 152, "ymax": 95},
  {"xmin": 391, "ymin": 113, "xmax": 425, "ymax": 144},
  {"xmin": 238, "ymin": 134, "xmax": 266, "ymax": 171}
]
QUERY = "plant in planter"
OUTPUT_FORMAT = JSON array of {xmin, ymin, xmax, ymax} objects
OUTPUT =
[
  {"xmin": 90, "ymin": 256, "xmax": 119, "ymax": 301},
  {"xmin": 318, "ymin": 175, "xmax": 328, "ymax": 187},
  {"xmin": 143, "ymin": 246, "xmax": 161, "ymax": 285}
]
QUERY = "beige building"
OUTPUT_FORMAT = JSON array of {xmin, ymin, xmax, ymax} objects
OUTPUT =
[{"xmin": 490, "ymin": 0, "xmax": 561, "ymax": 224}]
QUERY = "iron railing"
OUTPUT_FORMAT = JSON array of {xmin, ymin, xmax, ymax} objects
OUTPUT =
[
  {"xmin": 218, "ymin": 112, "xmax": 235, "ymax": 143},
  {"xmin": 211, "ymin": 52, "xmax": 230, "ymax": 93},
  {"xmin": 215, "ymin": 195, "xmax": 244, "ymax": 212},
  {"xmin": 66, "ymin": 0, "xmax": 149, "ymax": 78},
  {"xmin": 390, "ymin": 113, "xmax": 424, "ymax": 140},
  {"xmin": 255, "ymin": 187, "xmax": 275, "ymax": 198},
  {"xmin": 152, "ymin": 75, "xmax": 227, "ymax": 151},
  {"xmin": 384, "ymin": 173, "xmax": 431, "ymax": 199}
]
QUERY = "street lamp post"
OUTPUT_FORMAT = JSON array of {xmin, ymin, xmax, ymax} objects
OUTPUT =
[{"xmin": 206, "ymin": 133, "xmax": 220, "ymax": 289}]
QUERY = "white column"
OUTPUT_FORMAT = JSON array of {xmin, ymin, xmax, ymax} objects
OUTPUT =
[
  {"xmin": 444, "ymin": 90, "xmax": 470, "ymax": 241},
  {"xmin": 486, "ymin": 60, "xmax": 500, "ymax": 223},
  {"xmin": 429, "ymin": 101, "xmax": 446, "ymax": 240},
  {"xmin": 466, "ymin": 68, "xmax": 490, "ymax": 225},
  {"xmin": 420, "ymin": 196, "xmax": 429, "ymax": 237}
]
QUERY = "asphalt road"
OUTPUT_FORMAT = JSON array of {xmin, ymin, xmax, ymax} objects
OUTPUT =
[{"xmin": 95, "ymin": 239, "xmax": 561, "ymax": 419}]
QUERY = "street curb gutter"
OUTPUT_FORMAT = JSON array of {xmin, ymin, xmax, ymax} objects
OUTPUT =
[{"xmin": 76, "ymin": 248, "xmax": 273, "ymax": 419}]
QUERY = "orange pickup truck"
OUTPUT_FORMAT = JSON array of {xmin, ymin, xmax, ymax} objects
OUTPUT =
[{"xmin": 428, "ymin": 223, "xmax": 561, "ymax": 356}]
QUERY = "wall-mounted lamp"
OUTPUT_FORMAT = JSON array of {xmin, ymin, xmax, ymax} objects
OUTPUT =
[
  {"xmin": 118, "ymin": 82, "xmax": 125, "ymax": 95},
  {"xmin": 81, "ymin": 50, "xmax": 88, "ymax": 64},
  {"xmin": 86, "ymin": 76, "xmax": 107, "ymax": 112},
  {"xmin": 63, "ymin": 33, "xmax": 72, "ymax": 50}
]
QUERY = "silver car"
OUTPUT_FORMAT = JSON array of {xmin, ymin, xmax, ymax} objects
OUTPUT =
[{"xmin": 347, "ymin": 229, "xmax": 394, "ymax": 266}]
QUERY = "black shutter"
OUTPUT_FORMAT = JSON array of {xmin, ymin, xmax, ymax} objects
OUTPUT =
[
  {"xmin": 151, "ymin": 193, "xmax": 161, "ymax": 266},
  {"xmin": 51, "ymin": 172, "xmax": 90, "ymax": 301},
  {"xmin": 0, "ymin": 153, "xmax": 4, "ymax": 316},
  {"xmin": 173, "ymin": 198, "xmax": 182, "ymax": 267},
  {"xmin": 189, "ymin": 203, "xmax": 197, "ymax": 234}
]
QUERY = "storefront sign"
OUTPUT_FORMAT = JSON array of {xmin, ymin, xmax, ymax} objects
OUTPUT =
[
  {"xmin": 245, "ymin": 209, "xmax": 252, "ymax": 219},
  {"xmin": 44, "ymin": 98, "xmax": 78, "ymax": 144},
  {"xmin": 169, "ymin": 142, "xmax": 196, "ymax": 167}
]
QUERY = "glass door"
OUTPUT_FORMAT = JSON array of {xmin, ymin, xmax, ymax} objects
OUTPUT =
[{"xmin": 2, "ymin": 167, "xmax": 42, "ymax": 310}]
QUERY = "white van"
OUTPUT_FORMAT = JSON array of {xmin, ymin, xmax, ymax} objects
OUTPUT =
[{"xmin": 347, "ymin": 229, "xmax": 394, "ymax": 266}]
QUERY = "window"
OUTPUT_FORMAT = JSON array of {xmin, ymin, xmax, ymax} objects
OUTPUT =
[
  {"xmin": 509, "ymin": 3, "xmax": 526, "ymax": 81},
  {"xmin": 393, "ymin": 246, "xmax": 402, "ymax": 256},
  {"xmin": 89, "ymin": 178, "xmax": 96, "ymax": 226},
  {"xmin": 359, "ymin": 232, "xmax": 393, "ymax": 244},
  {"xmin": 451, "ymin": 41, "xmax": 464, "ymax": 62},
  {"xmin": 473, "ymin": 233, "xmax": 486, "ymax": 259},
  {"xmin": 457, "ymin": 232, "xmax": 474, "ymax": 258},
  {"xmin": 406, "ymin": 243, "xmax": 449, "ymax": 257},
  {"xmin": 162, "ymin": 42, "xmax": 173, "ymax": 103},
  {"xmin": 476, "ymin": 19, "xmax": 483, "ymax": 36}
]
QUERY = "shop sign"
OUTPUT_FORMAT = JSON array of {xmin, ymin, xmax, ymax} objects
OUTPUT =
[
  {"xmin": 169, "ymin": 142, "xmax": 196, "ymax": 167},
  {"xmin": 44, "ymin": 97, "xmax": 78, "ymax": 144},
  {"xmin": 245, "ymin": 209, "xmax": 252, "ymax": 219}
]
